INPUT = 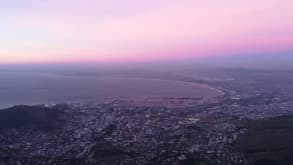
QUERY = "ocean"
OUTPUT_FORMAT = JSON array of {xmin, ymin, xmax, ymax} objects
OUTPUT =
[{"xmin": 0, "ymin": 71, "xmax": 220, "ymax": 109}]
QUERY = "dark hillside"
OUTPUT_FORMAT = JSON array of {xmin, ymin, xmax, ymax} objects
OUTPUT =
[
  {"xmin": 237, "ymin": 116, "xmax": 293, "ymax": 165},
  {"xmin": 0, "ymin": 104, "xmax": 66, "ymax": 130}
]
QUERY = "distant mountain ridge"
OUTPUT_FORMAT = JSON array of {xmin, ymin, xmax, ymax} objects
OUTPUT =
[{"xmin": 194, "ymin": 52, "xmax": 293, "ymax": 70}]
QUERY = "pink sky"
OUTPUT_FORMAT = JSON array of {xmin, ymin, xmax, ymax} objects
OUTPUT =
[{"xmin": 0, "ymin": 0, "xmax": 292, "ymax": 63}]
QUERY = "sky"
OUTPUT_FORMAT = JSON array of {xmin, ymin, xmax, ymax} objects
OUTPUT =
[{"xmin": 0, "ymin": 0, "xmax": 292, "ymax": 64}]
